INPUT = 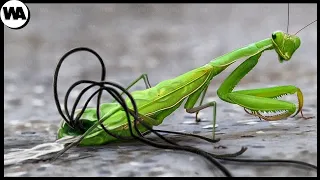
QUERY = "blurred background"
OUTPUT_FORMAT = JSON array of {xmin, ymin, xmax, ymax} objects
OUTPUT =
[
  {"xmin": 4, "ymin": 4, "xmax": 317, "ymax": 124},
  {"xmin": 4, "ymin": 4, "xmax": 317, "ymax": 177}
]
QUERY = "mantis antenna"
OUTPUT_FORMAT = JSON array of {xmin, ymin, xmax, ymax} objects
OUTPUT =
[
  {"xmin": 294, "ymin": 19, "xmax": 317, "ymax": 35},
  {"xmin": 287, "ymin": 3, "xmax": 316, "ymax": 35},
  {"xmin": 287, "ymin": 4, "xmax": 290, "ymax": 33}
]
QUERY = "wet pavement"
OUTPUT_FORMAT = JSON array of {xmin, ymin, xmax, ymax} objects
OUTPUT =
[{"xmin": 4, "ymin": 4, "xmax": 317, "ymax": 177}]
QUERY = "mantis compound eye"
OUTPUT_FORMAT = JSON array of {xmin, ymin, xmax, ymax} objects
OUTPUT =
[{"xmin": 272, "ymin": 33, "xmax": 277, "ymax": 40}]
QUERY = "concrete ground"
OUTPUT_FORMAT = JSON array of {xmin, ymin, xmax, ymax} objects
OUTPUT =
[{"xmin": 4, "ymin": 4, "xmax": 317, "ymax": 177}]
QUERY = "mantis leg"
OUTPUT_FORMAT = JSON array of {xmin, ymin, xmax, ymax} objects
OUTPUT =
[
  {"xmin": 186, "ymin": 101, "xmax": 218, "ymax": 140},
  {"xmin": 194, "ymin": 86, "xmax": 209, "ymax": 122},
  {"xmin": 112, "ymin": 74, "xmax": 152, "ymax": 102},
  {"xmin": 123, "ymin": 73, "xmax": 152, "ymax": 90}
]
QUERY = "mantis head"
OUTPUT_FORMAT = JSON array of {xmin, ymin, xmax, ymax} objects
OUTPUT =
[{"xmin": 271, "ymin": 31, "xmax": 301, "ymax": 63}]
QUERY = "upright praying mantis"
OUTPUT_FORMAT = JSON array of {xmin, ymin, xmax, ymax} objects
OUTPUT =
[{"xmin": 56, "ymin": 21, "xmax": 316, "ymax": 146}]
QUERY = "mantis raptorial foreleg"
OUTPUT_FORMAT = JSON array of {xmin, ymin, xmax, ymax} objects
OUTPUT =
[
  {"xmin": 232, "ymin": 86, "xmax": 312, "ymax": 120},
  {"xmin": 217, "ymin": 53, "xmax": 312, "ymax": 121}
]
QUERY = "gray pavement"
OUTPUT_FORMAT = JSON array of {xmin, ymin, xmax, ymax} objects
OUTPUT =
[{"xmin": 4, "ymin": 4, "xmax": 317, "ymax": 177}]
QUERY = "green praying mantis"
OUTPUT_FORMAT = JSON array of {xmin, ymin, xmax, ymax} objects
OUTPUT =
[{"xmin": 57, "ymin": 24, "xmax": 315, "ymax": 146}]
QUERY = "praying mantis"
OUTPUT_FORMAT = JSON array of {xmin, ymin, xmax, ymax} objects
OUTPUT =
[{"xmin": 56, "ymin": 26, "xmax": 315, "ymax": 146}]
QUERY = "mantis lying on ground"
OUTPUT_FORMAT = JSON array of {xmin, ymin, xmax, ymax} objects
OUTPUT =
[
  {"xmin": 57, "ymin": 29, "xmax": 314, "ymax": 146},
  {"xmin": 49, "ymin": 10, "xmax": 317, "ymax": 175}
]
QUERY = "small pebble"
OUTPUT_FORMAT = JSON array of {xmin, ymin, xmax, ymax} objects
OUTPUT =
[
  {"xmin": 202, "ymin": 124, "xmax": 218, "ymax": 129},
  {"xmin": 68, "ymin": 153, "xmax": 80, "ymax": 158},
  {"xmin": 256, "ymin": 131, "xmax": 265, "ymax": 134},
  {"xmin": 245, "ymin": 122, "xmax": 258, "ymax": 125},
  {"xmin": 182, "ymin": 121, "xmax": 197, "ymax": 125}
]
